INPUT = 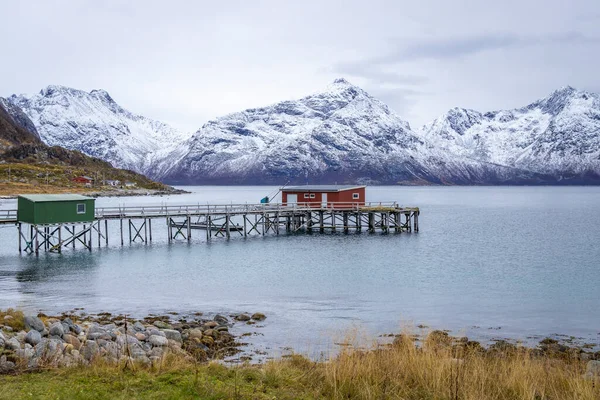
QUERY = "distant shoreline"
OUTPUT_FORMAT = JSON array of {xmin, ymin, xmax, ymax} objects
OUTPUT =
[{"xmin": 0, "ymin": 187, "xmax": 188, "ymax": 200}]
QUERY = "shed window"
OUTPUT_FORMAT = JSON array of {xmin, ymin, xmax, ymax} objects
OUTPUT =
[
  {"xmin": 304, "ymin": 193, "xmax": 310, "ymax": 198},
  {"xmin": 352, "ymin": 193, "xmax": 360, "ymax": 199},
  {"xmin": 77, "ymin": 203, "xmax": 86, "ymax": 214},
  {"xmin": 310, "ymin": 193, "xmax": 315, "ymax": 198}
]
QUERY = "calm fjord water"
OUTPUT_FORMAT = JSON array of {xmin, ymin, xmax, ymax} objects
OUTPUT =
[{"xmin": 0, "ymin": 186, "xmax": 599, "ymax": 354}]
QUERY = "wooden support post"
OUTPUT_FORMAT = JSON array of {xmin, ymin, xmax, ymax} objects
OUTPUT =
[
  {"xmin": 148, "ymin": 218, "xmax": 152, "ymax": 242},
  {"xmin": 187, "ymin": 215, "xmax": 191, "ymax": 241},
  {"xmin": 120, "ymin": 219, "xmax": 124, "ymax": 246},
  {"xmin": 261, "ymin": 213, "xmax": 265, "ymax": 235},
  {"xmin": 58, "ymin": 225, "xmax": 62, "ymax": 253},
  {"xmin": 128, "ymin": 220, "xmax": 132, "ymax": 243},
  {"xmin": 144, "ymin": 218, "xmax": 148, "ymax": 243},
  {"xmin": 167, "ymin": 218, "xmax": 171, "ymax": 243},
  {"xmin": 225, "ymin": 213, "xmax": 230, "ymax": 239},
  {"xmin": 368, "ymin": 213, "xmax": 375, "ymax": 233},
  {"xmin": 319, "ymin": 211, "xmax": 324, "ymax": 233},
  {"xmin": 331, "ymin": 211, "xmax": 336, "ymax": 232},
  {"xmin": 18, "ymin": 223, "xmax": 22, "ymax": 253},
  {"xmin": 307, "ymin": 212, "xmax": 312, "ymax": 232},
  {"xmin": 97, "ymin": 220, "xmax": 101, "ymax": 247},
  {"xmin": 35, "ymin": 226, "xmax": 39, "ymax": 256},
  {"xmin": 406, "ymin": 213, "xmax": 412, "ymax": 233},
  {"xmin": 414, "ymin": 211, "xmax": 419, "ymax": 232},
  {"xmin": 88, "ymin": 224, "xmax": 92, "ymax": 251},
  {"xmin": 275, "ymin": 212, "xmax": 279, "ymax": 235},
  {"xmin": 73, "ymin": 225, "xmax": 76, "ymax": 249},
  {"xmin": 105, "ymin": 219, "xmax": 109, "ymax": 246},
  {"xmin": 343, "ymin": 212, "xmax": 349, "ymax": 233},
  {"xmin": 385, "ymin": 212, "xmax": 390, "ymax": 233},
  {"xmin": 243, "ymin": 214, "xmax": 247, "ymax": 238},
  {"xmin": 207, "ymin": 215, "xmax": 212, "ymax": 240}
]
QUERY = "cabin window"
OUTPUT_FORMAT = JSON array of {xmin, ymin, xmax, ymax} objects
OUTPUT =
[
  {"xmin": 77, "ymin": 203, "xmax": 86, "ymax": 214},
  {"xmin": 352, "ymin": 193, "xmax": 360, "ymax": 199},
  {"xmin": 304, "ymin": 193, "xmax": 310, "ymax": 199},
  {"xmin": 310, "ymin": 193, "xmax": 315, "ymax": 198}
]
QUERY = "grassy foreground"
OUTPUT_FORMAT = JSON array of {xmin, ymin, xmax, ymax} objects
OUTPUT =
[{"xmin": 1, "ymin": 333, "xmax": 598, "ymax": 400}]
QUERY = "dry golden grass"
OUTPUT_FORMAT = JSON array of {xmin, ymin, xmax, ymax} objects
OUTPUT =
[
  {"xmin": 1, "ymin": 329, "xmax": 597, "ymax": 399},
  {"xmin": 0, "ymin": 308, "xmax": 25, "ymax": 331}
]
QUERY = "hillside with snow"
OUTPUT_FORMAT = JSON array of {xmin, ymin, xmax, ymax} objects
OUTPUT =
[
  {"xmin": 5, "ymin": 81, "xmax": 599, "ymax": 185},
  {"xmin": 7, "ymin": 86, "xmax": 190, "ymax": 173},
  {"xmin": 419, "ymin": 86, "xmax": 600, "ymax": 182},
  {"xmin": 155, "ymin": 79, "xmax": 550, "ymax": 185}
]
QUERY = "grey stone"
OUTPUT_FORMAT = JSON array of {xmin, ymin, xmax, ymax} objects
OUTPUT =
[
  {"xmin": 87, "ymin": 324, "xmax": 106, "ymax": 335},
  {"xmin": 0, "ymin": 355, "xmax": 16, "ymax": 372},
  {"xmin": 71, "ymin": 324, "xmax": 83, "ymax": 335},
  {"xmin": 214, "ymin": 315, "xmax": 229, "ymax": 325},
  {"xmin": 16, "ymin": 347, "xmax": 35, "ymax": 361},
  {"xmin": 61, "ymin": 322, "xmax": 71, "ymax": 333},
  {"xmin": 25, "ymin": 329, "xmax": 42, "ymax": 346},
  {"xmin": 62, "ymin": 317, "xmax": 75, "ymax": 328},
  {"xmin": 133, "ymin": 321, "xmax": 146, "ymax": 332},
  {"xmin": 188, "ymin": 328, "xmax": 204, "ymax": 340},
  {"xmin": 6, "ymin": 337, "xmax": 21, "ymax": 351},
  {"xmin": 0, "ymin": 330, "xmax": 5, "ymax": 347},
  {"xmin": 87, "ymin": 332, "xmax": 105, "ymax": 341},
  {"xmin": 102, "ymin": 341, "xmax": 120, "ymax": 359},
  {"xmin": 251, "ymin": 312, "xmax": 266, "ymax": 321},
  {"xmin": 149, "ymin": 335, "xmax": 168, "ymax": 347},
  {"xmin": 150, "ymin": 347, "xmax": 164, "ymax": 358},
  {"xmin": 147, "ymin": 328, "xmax": 166, "ymax": 337},
  {"xmin": 584, "ymin": 360, "xmax": 600, "ymax": 379},
  {"xmin": 162, "ymin": 329, "xmax": 182, "ymax": 342},
  {"xmin": 34, "ymin": 338, "xmax": 63, "ymax": 359},
  {"xmin": 116, "ymin": 334, "xmax": 141, "ymax": 347},
  {"xmin": 24, "ymin": 315, "xmax": 45, "ymax": 332},
  {"xmin": 235, "ymin": 313, "xmax": 251, "ymax": 322},
  {"xmin": 153, "ymin": 320, "xmax": 172, "ymax": 329},
  {"xmin": 81, "ymin": 340, "xmax": 100, "ymax": 361}
]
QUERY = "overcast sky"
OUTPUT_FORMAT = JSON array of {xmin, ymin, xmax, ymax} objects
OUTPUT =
[{"xmin": 1, "ymin": 0, "xmax": 599, "ymax": 132}]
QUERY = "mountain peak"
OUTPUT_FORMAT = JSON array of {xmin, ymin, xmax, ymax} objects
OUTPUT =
[
  {"xmin": 90, "ymin": 89, "xmax": 115, "ymax": 103},
  {"xmin": 332, "ymin": 77, "xmax": 352, "ymax": 85}
]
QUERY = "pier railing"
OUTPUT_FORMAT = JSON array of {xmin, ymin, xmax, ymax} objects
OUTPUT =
[
  {"xmin": 0, "ymin": 209, "xmax": 17, "ymax": 223},
  {"xmin": 92, "ymin": 201, "xmax": 409, "ymax": 219},
  {"xmin": 0, "ymin": 202, "xmax": 418, "ymax": 225}
]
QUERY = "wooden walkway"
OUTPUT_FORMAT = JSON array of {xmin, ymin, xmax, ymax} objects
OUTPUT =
[{"xmin": 1, "ymin": 202, "xmax": 420, "ymax": 254}]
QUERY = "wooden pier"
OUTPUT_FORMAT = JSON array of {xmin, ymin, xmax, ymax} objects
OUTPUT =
[{"xmin": 0, "ymin": 202, "xmax": 420, "ymax": 254}]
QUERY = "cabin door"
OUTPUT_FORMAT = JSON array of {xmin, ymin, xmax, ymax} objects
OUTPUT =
[
  {"xmin": 322, "ymin": 193, "xmax": 327, "ymax": 208},
  {"xmin": 287, "ymin": 194, "xmax": 297, "ymax": 205}
]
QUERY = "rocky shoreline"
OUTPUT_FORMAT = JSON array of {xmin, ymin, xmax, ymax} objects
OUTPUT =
[
  {"xmin": 1, "ymin": 308, "xmax": 599, "ymax": 381},
  {"xmin": 0, "ymin": 309, "xmax": 266, "ymax": 374}
]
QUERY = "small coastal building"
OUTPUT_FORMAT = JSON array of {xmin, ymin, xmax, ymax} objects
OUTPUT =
[
  {"xmin": 281, "ymin": 185, "xmax": 366, "ymax": 208},
  {"xmin": 73, "ymin": 176, "xmax": 93, "ymax": 185},
  {"xmin": 124, "ymin": 181, "xmax": 137, "ymax": 188},
  {"xmin": 104, "ymin": 179, "xmax": 121, "ymax": 186},
  {"xmin": 17, "ymin": 194, "xmax": 95, "ymax": 225}
]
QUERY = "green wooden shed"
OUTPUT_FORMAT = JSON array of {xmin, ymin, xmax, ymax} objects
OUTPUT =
[{"xmin": 17, "ymin": 194, "xmax": 95, "ymax": 225}]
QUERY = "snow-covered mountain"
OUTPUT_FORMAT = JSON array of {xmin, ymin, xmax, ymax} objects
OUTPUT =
[
  {"xmin": 7, "ymin": 86, "xmax": 190, "ymax": 173},
  {"xmin": 156, "ymin": 78, "xmax": 548, "ymax": 185},
  {"xmin": 419, "ymin": 86, "xmax": 600, "ymax": 181},
  {"xmin": 7, "ymin": 81, "xmax": 599, "ymax": 185}
]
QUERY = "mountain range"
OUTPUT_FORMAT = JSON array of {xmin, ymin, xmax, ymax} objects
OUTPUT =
[{"xmin": 6, "ymin": 80, "xmax": 600, "ymax": 185}]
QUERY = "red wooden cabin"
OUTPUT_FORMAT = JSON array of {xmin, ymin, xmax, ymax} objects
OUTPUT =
[
  {"xmin": 72, "ymin": 176, "xmax": 93, "ymax": 184},
  {"xmin": 281, "ymin": 185, "xmax": 366, "ymax": 208}
]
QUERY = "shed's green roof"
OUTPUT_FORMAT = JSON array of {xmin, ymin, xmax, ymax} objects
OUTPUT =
[{"xmin": 18, "ymin": 194, "xmax": 95, "ymax": 203}]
